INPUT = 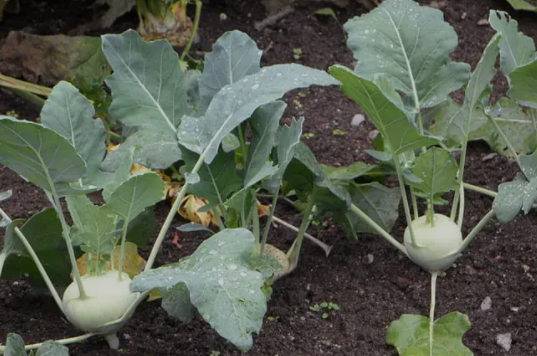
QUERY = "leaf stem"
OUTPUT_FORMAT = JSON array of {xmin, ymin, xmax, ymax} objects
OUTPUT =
[
  {"xmin": 457, "ymin": 184, "xmax": 464, "ymax": 229},
  {"xmin": 393, "ymin": 155, "xmax": 417, "ymax": 246},
  {"xmin": 49, "ymin": 190, "xmax": 88, "ymax": 300},
  {"xmin": 487, "ymin": 115, "xmax": 523, "ymax": 170},
  {"xmin": 0, "ymin": 72, "xmax": 52, "ymax": 96},
  {"xmin": 252, "ymin": 190, "xmax": 261, "ymax": 254},
  {"xmin": 238, "ymin": 124, "xmax": 248, "ymax": 164},
  {"xmin": 260, "ymin": 186, "xmax": 279, "ymax": 255},
  {"xmin": 24, "ymin": 333, "xmax": 93, "ymax": 351},
  {"xmin": 145, "ymin": 154, "xmax": 204, "ymax": 271},
  {"xmin": 286, "ymin": 196, "xmax": 315, "ymax": 270},
  {"xmin": 0, "ymin": 208, "xmax": 64, "ymax": 313},
  {"xmin": 271, "ymin": 215, "xmax": 332, "ymax": 256},
  {"xmin": 410, "ymin": 187, "xmax": 419, "ymax": 220},
  {"xmin": 179, "ymin": 0, "xmax": 202, "ymax": 62},
  {"xmin": 429, "ymin": 272, "xmax": 438, "ymax": 356},
  {"xmin": 455, "ymin": 209, "xmax": 496, "ymax": 254},
  {"xmin": 349, "ymin": 204, "xmax": 407, "ymax": 255},
  {"xmin": 117, "ymin": 221, "xmax": 129, "ymax": 281},
  {"xmin": 463, "ymin": 182, "xmax": 497, "ymax": 198}
]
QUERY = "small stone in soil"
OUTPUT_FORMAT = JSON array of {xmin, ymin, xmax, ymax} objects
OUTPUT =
[
  {"xmin": 351, "ymin": 114, "xmax": 365, "ymax": 127},
  {"xmin": 482, "ymin": 153, "xmax": 497, "ymax": 161},
  {"xmin": 477, "ymin": 19, "xmax": 490, "ymax": 26},
  {"xmin": 396, "ymin": 277, "xmax": 410, "ymax": 290},
  {"xmin": 480, "ymin": 296, "xmax": 492, "ymax": 311},
  {"xmin": 366, "ymin": 254, "xmax": 374, "ymax": 264},
  {"xmin": 496, "ymin": 333, "xmax": 512, "ymax": 351}
]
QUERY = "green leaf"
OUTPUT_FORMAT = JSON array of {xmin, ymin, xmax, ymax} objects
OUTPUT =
[
  {"xmin": 131, "ymin": 228, "xmax": 267, "ymax": 351},
  {"xmin": 102, "ymin": 30, "xmax": 188, "ymax": 133},
  {"xmin": 127, "ymin": 208, "xmax": 156, "ymax": 248},
  {"xmin": 493, "ymin": 175, "xmax": 537, "ymax": 222},
  {"xmin": 0, "ymin": 190, "xmax": 12, "ymax": 228},
  {"xmin": 315, "ymin": 7, "xmax": 337, "ymax": 20},
  {"xmin": 330, "ymin": 66, "xmax": 438, "ymax": 154},
  {"xmin": 263, "ymin": 118, "xmax": 304, "ymax": 193},
  {"xmin": 521, "ymin": 150, "xmax": 537, "ymax": 179},
  {"xmin": 429, "ymin": 98, "xmax": 537, "ymax": 155},
  {"xmin": 5, "ymin": 333, "xmax": 26, "ymax": 356},
  {"xmin": 387, "ymin": 312, "xmax": 473, "ymax": 356},
  {"xmin": 337, "ymin": 182, "xmax": 400, "ymax": 242},
  {"xmin": 101, "ymin": 130, "xmax": 182, "ymax": 171},
  {"xmin": 104, "ymin": 172, "xmax": 165, "ymax": 223},
  {"xmin": 508, "ymin": 60, "xmax": 537, "ymax": 108},
  {"xmin": 35, "ymin": 341, "xmax": 70, "ymax": 356},
  {"xmin": 181, "ymin": 148, "xmax": 242, "ymax": 206},
  {"xmin": 448, "ymin": 35, "xmax": 501, "ymax": 143},
  {"xmin": 198, "ymin": 30, "xmax": 262, "ymax": 110},
  {"xmin": 321, "ymin": 161, "xmax": 376, "ymax": 180},
  {"xmin": 247, "ymin": 254, "xmax": 282, "ymax": 280},
  {"xmin": 70, "ymin": 203, "xmax": 117, "ymax": 260},
  {"xmin": 489, "ymin": 11, "xmax": 536, "ymax": 77},
  {"xmin": 0, "ymin": 117, "xmax": 87, "ymax": 196},
  {"xmin": 506, "ymin": 0, "xmax": 537, "ymax": 12},
  {"xmin": 244, "ymin": 102, "xmax": 285, "ymax": 188},
  {"xmin": 177, "ymin": 64, "xmax": 339, "ymax": 164},
  {"xmin": 345, "ymin": 0, "xmax": 470, "ymax": 111},
  {"xmin": 408, "ymin": 148, "xmax": 459, "ymax": 202},
  {"xmin": 160, "ymin": 282, "xmax": 195, "ymax": 323},
  {"xmin": 1, "ymin": 209, "xmax": 71, "ymax": 285},
  {"xmin": 41, "ymin": 81, "xmax": 106, "ymax": 177}
]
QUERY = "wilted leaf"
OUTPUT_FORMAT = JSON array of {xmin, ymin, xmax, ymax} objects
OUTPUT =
[
  {"xmin": 386, "ymin": 312, "xmax": 473, "ymax": 356},
  {"xmin": 178, "ymin": 195, "xmax": 217, "ymax": 227},
  {"xmin": 77, "ymin": 241, "xmax": 145, "ymax": 279}
]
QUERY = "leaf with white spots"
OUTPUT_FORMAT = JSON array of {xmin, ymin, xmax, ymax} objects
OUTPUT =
[{"xmin": 131, "ymin": 228, "xmax": 267, "ymax": 351}]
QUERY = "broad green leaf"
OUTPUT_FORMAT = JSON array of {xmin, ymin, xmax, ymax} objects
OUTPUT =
[
  {"xmin": 244, "ymin": 102, "xmax": 285, "ymax": 188},
  {"xmin": 102, "ymin": 30, "xmax": 187, "ymax": 133},
  {"xmin": 100, "ymin": 150, "xmax": 133, "ymax": 202},
  {"xmin": 160, "ymin": 282, "xmax": 195, "ymax": 323},
  {"xmin": 506, "ymin": 0, "xmax": 537, "ymax": 12},
  {"xmin": 345, "ymin": 0, "xmax": 470, "ymax": 111},
  {"xmin": 0, "ymin": 117, "xmax": 87, "ymax": 196},
  {"xmin": 337, "ymin": 182, "xmax": 400, "ymax": 242},
  {"xmin": 493, "ymin": 175, "xmax": 537, "ymax": 222},
  {"xmin": 489, "ymin": 11, "xmax": 536, "ymax": 76},
  {"xmin": 35, "ymin": 341, "xmax": 70, "ymax": 356},
  {"xmin": 5, "ymin": 333, "xmax": 26, "ymax": 356},
  {"xmin": 181, "ymin": 148, "xmax": 242, "ymax": 206},
  {"xmin": 284, "ymin": 143, "xmax": 350, "ymax": 212},
  {"xmin": 448, "ymin": 35, "xmax": 501, "ymax": 143},
  {"xmin": 198, "ymin": 30, "xmax": 261, "ymax": 110},
  {"xmin": 509, "ymin": 60, "xmax": 537, "ymax": 108},
  {"xmin": 177, "ymin": 64, "xmax": 339, "ymax": 164},
  {"xmin": 70, "ymin": 203, "xmax": 117, "ymax": 260},
  {"xmin": 101, "ymin": 130, "xmax": 182, "ymax": 171},
  {"xmin": 429, "ymin": 98, "xmax": 537, "ymax": 155},
  {"xmin": 386, "ymin": 312, "xmax": 473, "ymax": 356},
  {"xmin": 330, "ymin": 66, "xmax": 438, "ymax": 154},
  {"xmin": 408, "ymin": 148, "xmax": 459, "ymax": 203},
  {"xmin": 263, "ymin": 118, "xmax": 304, "ymax": 193},
  {"xmin": 127, "ymin": 209, "xmax": 156, "ymax": 248},
  {"xmin": 1, "ymin": 209, "xmax": 71, "ymax": 285},
  {"xmin": 104, "ymin": 172, "xmax": 165, "ymax": 223},
  {"xmin": 521, "ymin": 150, "xmax": 537, "ymax": 179},
  {"xmin": 224, "ymin": 189, "xmax": 256, "ymax": 228},
  {"xmin": 41, "ymin": 81, "xmax": 106, "ymax": 176},
  {"xmin": 131, "ymin": 229, "xmax": 267, "ymax": 351},
  {"xmin": 321, "ymin": 161, "xmax": 376, "ymax": 181},
  {"xmin": 247, "ymin": 254, "xmax": 283, "ymax": 280}
]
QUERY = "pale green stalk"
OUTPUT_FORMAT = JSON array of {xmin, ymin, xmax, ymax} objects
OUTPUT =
[
  {"xmin": 429, "ymin": 272, "xmax": 438, "ymax": 356},
  {"xmin": 260, "ymin": 186, "xmax": 280, "ymax": 255},
  {"xmin": 0, "ymin": 207, "xmax": 64, "ymax": 313},
  {"xmin": 0, "ymin": 72, "xmax": 51, "ymax": 96},
  {"xmin": 487, "ymin": 115, "xmax": 523, "ymax": 170},
  {"xmin": 286, "ymin": 197, "xmax": 315, "ymax": 269},
  {"xmin": 350, "ymin": 204, "xmax": 407, "ymax": 255},
  {"xmin": 117, "ymin": 222, "xmax": 129, "ymax": 281},
  {"xmin": 457, "ymin": 184, "xmax": 465, "ymax": 229},
  {"xmin": 463, "ymin": 182, "xmax": 497, "ymax": 198},
  {"xmin": 410, "ymin": 187, "xmax": 419, "ymax": 220},
  {"xmin": 180, "ymin": 0, "xmax": 202, "ymax": 62},
  {"xmin": 271, "ymin": 215, "xmax": 332, "ymax": 256},
  {"xmin": 393, "ymin": 155, "xmax": 417, "ymax": 246},
  {"xmin": 252, "ymin": 190, "xmax": 261, "ymax": 254}
]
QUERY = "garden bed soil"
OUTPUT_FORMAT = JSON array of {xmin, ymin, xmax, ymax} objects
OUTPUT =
[{"xmin": 1, "ymin": 0, "xmax": 537, "ymax": 355}]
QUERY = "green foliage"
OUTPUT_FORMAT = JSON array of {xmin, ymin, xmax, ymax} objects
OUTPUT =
[
  {"xmin": 4, "ymin": 333, "xmax": 70, "ymax": 356},
  {"xmin": 345, "ymin": 0, "xmax": 470, "ymax": 112},
  {"xmin": 131, "ymin": 229, "xmax": 268, "ymax": 351},
  {"xmin": 387, "ymin": 312, "xmax": 473, "ymax": 356}
]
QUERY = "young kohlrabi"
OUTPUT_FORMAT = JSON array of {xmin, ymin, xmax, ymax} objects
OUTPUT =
[{"xmin": 328, "ymin": 0, "xmax": 534, "ymax": 354}]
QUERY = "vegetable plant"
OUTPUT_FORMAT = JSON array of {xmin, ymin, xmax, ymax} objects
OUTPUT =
[
  {"xmin": 0, "ymin": 29, "xmax": 339, "ymax": 352},
  {"xmin": 327, "ymin": 0, "xmax": 537, "ymax": 354}
]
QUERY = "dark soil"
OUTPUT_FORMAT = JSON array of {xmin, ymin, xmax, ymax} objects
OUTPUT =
[{"xmin": 1, "ymin": 0, "xmax": 537, "ymax": 355}]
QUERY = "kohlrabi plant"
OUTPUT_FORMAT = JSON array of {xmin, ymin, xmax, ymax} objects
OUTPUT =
[
  {"xmin": 326, "ymin": 0, "xmax": 536, "ymax": 354},
  {"xmin": 0, "ymin": 29, "xmax": 339, "ymax": 353}
]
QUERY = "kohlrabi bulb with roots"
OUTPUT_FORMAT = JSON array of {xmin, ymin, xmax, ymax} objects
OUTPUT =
[
  {"xmin": 404, "ymin": 214, "xmax": 463, "ymax": 272},
  {"xmin": 62, "ymin": 271, "xmax": 138, "ymax": 337}
]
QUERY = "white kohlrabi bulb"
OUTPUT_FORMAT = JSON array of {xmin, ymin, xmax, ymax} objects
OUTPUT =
[
  {"xmin": 404, "ymin": 214, "xmax": 463, "ymax": 272},
  {"xmin": 62, "ymin": 271, "xmax": 138, "ymax": 334}
]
